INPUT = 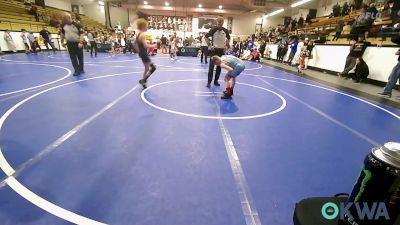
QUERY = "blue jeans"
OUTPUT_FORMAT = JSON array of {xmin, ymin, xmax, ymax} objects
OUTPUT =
[{"xmin": 383, "ymin": 61, "xmax": 400, "ymax": 94}]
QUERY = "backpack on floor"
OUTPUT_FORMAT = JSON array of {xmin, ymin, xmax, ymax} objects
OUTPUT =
[{"xmin": 293, "ymin": 194, "xmax": 348, "ymax": 225}]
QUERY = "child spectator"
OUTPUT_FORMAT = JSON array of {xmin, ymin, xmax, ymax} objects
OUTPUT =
[
  {"xmin": 27, "ymin": 31, "xmax": 36, "ymax": 53},
  {"xmin": 20, "ymin": 29, "xmax": 30, "ymax": 54},
  {"xmin": 170, "ymin": 38, "xmax": 177, "ymax": 60},
  {"xmin": 297, "ymin": 46, "xmax": 310, "ymax": 74}
]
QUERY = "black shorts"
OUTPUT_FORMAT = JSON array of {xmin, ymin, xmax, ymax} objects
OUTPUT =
[{"xmin": 139, "ymin": 53, "xmax": 151, "ymax": 63}]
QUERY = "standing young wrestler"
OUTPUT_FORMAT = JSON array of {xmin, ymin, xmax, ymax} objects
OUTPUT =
[
  {"xmin": 211, "ymin": 55, "xmax": 246, "ymax": 99},
  {"xmin": 136, "ymin": 19, "xmax": 156, "ymax": 89},
  {"xmin": 170, "ymin": 37, "xmax": 177, "ymax": 60}
]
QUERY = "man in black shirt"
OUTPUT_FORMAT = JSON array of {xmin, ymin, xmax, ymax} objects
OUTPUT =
[
  {"xmin": 338, "ymin": 36, "xmax": 370, "ymax": 77},
  {"xmin": 39, "ymin": 26, "xmax": 56, "ymax": 53},
  {"xmin": 378, "ymin": 49, "xmax": 400, "ymax": 98},
  {"xmin": 205, "ymin": 16, "xmax": 230, "ymax": 88}
]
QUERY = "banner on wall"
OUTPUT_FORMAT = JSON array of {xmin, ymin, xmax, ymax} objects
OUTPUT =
[
  {"xmin": 71, "ymin": 4, "xmax": 79, "ymax": 14},
  {"xmin": 227, "ymin": 17, "xmax": 233, "ymax": 33},
  {"xmin": 148, "ymin": 16, "xmax": 192, "ymax": 32},
  {"xmin": 198, "ymin": 16, "xmax": 233, "ymax": 33},
  {"xmin": 198, "ymin": 17, "xmax": 217, "ymax": 30}
]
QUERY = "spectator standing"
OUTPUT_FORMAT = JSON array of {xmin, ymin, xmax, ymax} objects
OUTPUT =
[
  {"xmin": 248, "ymin": 38, "xmax": 254, "ymax": 51},
  {"xmin": 160, "ymin": 35, "xmax": 167, "ymax": 54},
  {"xmin": 259, "ymin": 40, "xmax": 266, "ymax": 58},
  {"xmin": 333, "ymin": 3, "xmax": 341, "ymax": 17},
  {"xmin": 87, "ymin": 30, "xmax": 97, "ymax": 57},
  {"xmin": 284, "ymin": 17, "xmax": 291, "ymax": 29},
  {"xmin": 304, "ymin": 38, "xmax": 315, "ymax": 70},
  {"xmin": 3, "ymin": 30, "xmax": 16, "ymax": 52},
  {"xmin": 168, "ymin": 34, "xmax": 174, "ymax": 54},
  {"xmin": 341, "ymin": 2, "xmax": 349, "ymax": 16},
  {"xmin": 238, "ymin": 41, "xmax": 244, "ymax": 58},
  {"xmin": 200, "ymin": 33, "xmax": 209, "ymax": 64},
  {"xmin": 286, "ymin": 38, "xmax": 298, "ymax": 65},
  {"xmin": 305, "ymin": 13, "xmax": 312, "ymax": 25},
  {"xmin": 298, "ymin": 15, "xmax": 305, "ymax": 28},
  {"xmin": 277, "ymin": 39, "xmax": 284, "ymax": 61},
  {"xmin": 278, "ymin": 40, "xmax": 288, "ymax": 63},
  {"xmin": 378, "ymin": 49, "xmax": 400, "ymax": 98},
  {"xmin": 128, "ymin": 32, "xmax": 136, "ymax": 54},
  {"xmin": 60, "ymin": 13, "xmax": 84, "ymax": 76},
  {"xmin": 338, "ymin": 36, "xmax": 370, "ymax": 77},
  {"xmin": 391, "ymin": 0, "xmax": 400, "ymax": 25},
  {"xmin": 291, "ymin": 18, "xmax": 298, "ymax": 30},
  {"xmin": 39, "ymin": 26, "xmax": 56, "ymax": 53},
  {"xmin": 205, "ymin": 16, "xmax": 230, "ymax": 88},
  {"xmin": 20, "ymin": 29, "xmax": 30, "ymax": 54}
]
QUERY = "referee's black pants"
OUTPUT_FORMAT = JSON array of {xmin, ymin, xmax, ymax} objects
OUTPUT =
[
  {"xmin": 67, "ymin": 42, "xmax": 84, "ymax": 73},
  {"xmin": 208, "ymin": 48, "xmax": 224, "ymax": 85}
]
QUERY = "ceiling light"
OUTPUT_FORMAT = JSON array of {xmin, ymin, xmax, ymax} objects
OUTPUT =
[
  {"xmin": 291, "ymin": 0, "xmax": 312, "ymax": 8},
  {"xmin": 198, "ymin": 4, "xmax": 202, "ymax": 8},
  {"xmin": 144, "ymin": 1, "xmax": 148, "ymax": 5},
  {"xmin": 218, "ymin": 5, "xmax": 222, "ymax": 9},
  {"xmin": 98, "ymin": 0, "xmax": 104, "ymax": 6},
  {"xmin": 165, "ymin": 2, "xmax": 170, "ymax": 6}
]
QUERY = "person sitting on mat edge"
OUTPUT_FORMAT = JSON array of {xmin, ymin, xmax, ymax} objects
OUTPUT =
[{"xmin": 211, "ymin": 55, "xmax": 246, "ymax": 99}]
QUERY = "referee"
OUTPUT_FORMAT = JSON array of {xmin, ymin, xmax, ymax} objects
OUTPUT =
[
  {"xmin": 61, "ymin": 13, "xmax": 84, "ymax": 76},
  {"xmin": 205, "ymin": 16, "xmax": 230, "ymax": 88}
]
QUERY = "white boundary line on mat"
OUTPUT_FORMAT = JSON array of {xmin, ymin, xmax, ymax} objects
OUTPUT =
[
  {"xmin": 141, "ymin": 79, "xmax": 287, "ymax": 120},
  {"xmin": 0, "ymin": 69, "xmax": 197, "ymax": 225},
  {"xmin": 0, "ymin": 56, "xmax": 140, "ymax": 64},
  {"xmin": 0, "ymin": 62, "xmax": 71, "ymax": 97}
]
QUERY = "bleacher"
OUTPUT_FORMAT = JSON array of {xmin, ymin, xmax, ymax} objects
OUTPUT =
[
  {"xmin": 294, "ymin": 4, "xmax": 396, "ymax": 46},
  {"xmin": 0, "ymin": 0, "xmax": 106, "ymax": 34}
]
